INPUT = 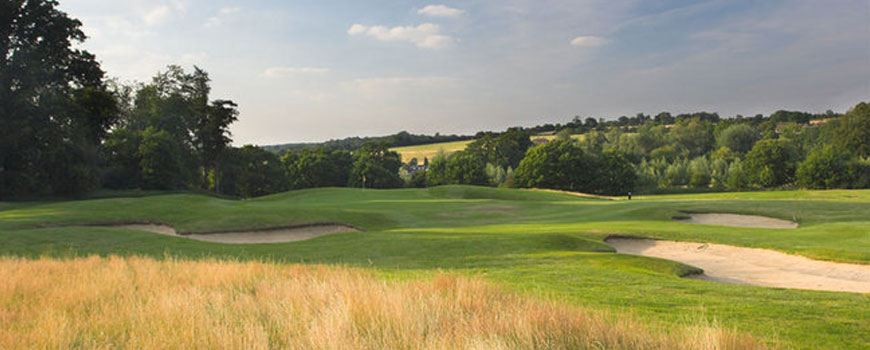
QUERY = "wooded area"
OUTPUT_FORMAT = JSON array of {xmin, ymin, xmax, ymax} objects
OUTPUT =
[{"xmin": 2, "ymin": 1, "xmax": 868, "ymax": 199}]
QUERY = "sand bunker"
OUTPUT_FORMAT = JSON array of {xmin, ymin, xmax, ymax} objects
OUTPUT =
[
  {"xmin": 674, "ymin": 213, "xmax": 798, "ymax": 229},
  {"xmin": 606, "ymin": 238, "xmax": 870, "ymax": 293},
  {"xmin": 114, "ymin": 224, "xmax": 359, "ymax": 244}
]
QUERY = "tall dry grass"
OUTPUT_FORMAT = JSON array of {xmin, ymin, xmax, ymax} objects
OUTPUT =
[{"xmin": 0, "ymin": 256, "xmax": 765, "ymax": 350}]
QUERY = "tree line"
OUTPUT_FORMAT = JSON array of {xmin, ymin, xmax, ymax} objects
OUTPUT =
[{"xmin": 2, "ymin": 1, "xmax": 867, "ymax": 200}]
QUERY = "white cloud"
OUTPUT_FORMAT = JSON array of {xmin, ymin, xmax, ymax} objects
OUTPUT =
[
  {"xmin": 205, "ymin": 7, "xmax": 241, "ymax": 28},
  {"xmin": 143, "ymin": 5, "xmax": 171, "ymax": 26},
  {"xmin": 569, "ymin": 35, "xmax": 609, "ymax": 47},
  {"xmin": 262, "ymin": 67, "xmax": 330, "ymax": 77},
  {"xmin": 418, "ymin": 5, "xmax": 465, "ymax": 18},
  {"xmin": 220, "ymin": 7, "xmax": 240, "ymax": 15},
  {"xmin": 205, "ymin": 16, "xmax": 222, "ymax": 27},
  {"xmin": 348, "ymin": 23, "xmax": 455, "ymax": 49}
]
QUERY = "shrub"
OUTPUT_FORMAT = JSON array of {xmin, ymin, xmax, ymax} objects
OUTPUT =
[
  {"xmin": 796, "ymin": 145, "xmax": 855, "ymax": 189},
  {"xmin": 742, "ymin": 139, "xmax": 798, "ymax": 188},
  {"xmin": 716, "ymin": 124, "xmax": 761, "ymax": 154}
]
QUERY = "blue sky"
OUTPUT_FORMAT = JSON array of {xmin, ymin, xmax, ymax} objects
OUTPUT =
[{"xmin": 59, "ymin": 0, "xmax": 870, "ymax": 145}]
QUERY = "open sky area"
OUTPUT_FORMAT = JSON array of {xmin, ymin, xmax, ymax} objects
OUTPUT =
[{"xmin": 58, "ymin": 0, "xmax": 870, "ymax": 145}]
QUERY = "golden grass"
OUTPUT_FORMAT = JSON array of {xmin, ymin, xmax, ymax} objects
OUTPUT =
[{"xmin": 0, "ymin": 256, "xmax": 765, "ymax": 350}]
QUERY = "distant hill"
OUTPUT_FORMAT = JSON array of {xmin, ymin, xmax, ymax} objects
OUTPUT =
[{"xmin": 261, "ymin": 131, "xmax": 474, "ymax": 154}]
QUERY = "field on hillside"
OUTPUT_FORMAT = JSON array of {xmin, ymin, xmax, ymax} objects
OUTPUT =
[
  {"xmin": 391, "ymin": 140, "xmax": 474, "ymax": 162},
  {"xmin": 391, "ymin": 134, "xmax": 587, "ymax": 162},
  {"xmin": 2, "ymin": 186, "xmax": 869, "ymax": 349}
]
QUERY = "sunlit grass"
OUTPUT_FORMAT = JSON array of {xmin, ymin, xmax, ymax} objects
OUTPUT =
[{"xmin": 0, "ymin": 255, "xmax": 764, "ymax": 350}]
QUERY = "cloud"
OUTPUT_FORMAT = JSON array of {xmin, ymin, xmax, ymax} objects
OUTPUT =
[
  {"xmin": 262, "ymin": 67, "xmax": 330, "ymax": 77},
  {"xmin": 205, "ymin": 17, "xmax": 222, "ymax": 27},
  {"xmin": 569, "ymin": 36, "xmax": 609, "ymax": 47},
  {"xmin": 220, "ymin": 7, "xmax": 240, "ymax": 15},
  {"xmin": 205, "ymin": 7, "xmax": 241, "ymax": 28},
  {"xmin": 143, "ymin": 5, "xmax": 171, "ymax": 26},
  {"xmin": 347, "ymin": 23, "xmax": 455, "ymax": 49},
  {"xmin": 418, "ymin": 5, "xmax": 465, "ymax": 18}
]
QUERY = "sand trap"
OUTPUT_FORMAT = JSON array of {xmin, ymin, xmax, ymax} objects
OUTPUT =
[
  {"xmin": 606, "ymin": 238, "xmax": 870, "ymax": 293},
  {"xmin": 114, "ymin": 224, "xmax": 359, "ymax": 244},
  {"xmin": 674, "ymin": 213, "xmax": 798, "ymax": 229}
]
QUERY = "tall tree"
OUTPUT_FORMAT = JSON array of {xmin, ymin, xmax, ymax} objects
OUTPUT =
[
  {"xmin": 835, "ymin": 102, "xmax": 870, "ymax": 158},
  {"xmin": 1, "ymin": 0, "xmax": 115, "ymax": 197},
  {"xmin": 348, "ymin": 142, "xmax": 403, "ymax": 189}
]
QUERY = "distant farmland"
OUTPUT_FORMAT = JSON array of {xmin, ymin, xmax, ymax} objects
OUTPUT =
[{"xmin": 391, "ymin": 134, "xmax": 587, "ymax": 162}]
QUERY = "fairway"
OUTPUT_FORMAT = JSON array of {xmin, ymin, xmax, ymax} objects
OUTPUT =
[{"xmin": 1, "ymin": 186, "xmax": 868, "ymax": 349}]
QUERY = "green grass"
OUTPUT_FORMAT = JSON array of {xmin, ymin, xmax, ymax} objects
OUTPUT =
[{"xmin": 2, "ymin": 186, "xmax": 869, "ymax": 349}]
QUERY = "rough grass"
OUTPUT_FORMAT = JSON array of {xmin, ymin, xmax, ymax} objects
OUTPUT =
[
  {"xmin": 0, "ymin": 255, "xmax": 763, "ymax": 350},
  {"xmin": 2, "ymin": 186, "xmax": 869, "ymax": 349}
]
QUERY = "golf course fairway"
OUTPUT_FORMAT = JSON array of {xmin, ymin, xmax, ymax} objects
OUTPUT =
[{"xmin": 1, "ymin": 186, "xmax": 868, "ymax": 349}]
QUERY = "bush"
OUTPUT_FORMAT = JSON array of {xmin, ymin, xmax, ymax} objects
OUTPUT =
[
  {"xmin": 662, "ymin": 159, "xmax": 689, "ymax": 187},
  {"xmin": 514, "ymin": 140, "xmax": 595, "ymax": 192},
  {"xmin": 444, "ymin": 152, "xmax": 489, "ymax": 186},
  {"xmin": 688, "ymin": 156, "xmax": 711, "ymax": 187},
  {"xmin": 742, "ymin": 139, "xmax": 798, "ymax": 188},
  {"xmin": 716, "ymin": 124, "xmax": 760, "ymax": 154},
  {"xmin": 796, "ymin": 145, "xmax": 855, "ymax": 189}
]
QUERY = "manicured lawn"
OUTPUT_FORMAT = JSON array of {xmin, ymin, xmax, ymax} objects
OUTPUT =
[{"xmin": 2, "ymin": 186, "xmax": 868, "ymax": 349}]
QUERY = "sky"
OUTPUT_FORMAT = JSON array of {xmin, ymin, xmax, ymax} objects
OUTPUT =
[{"xmin": 58, "ymin": 0, "xmax": 870, "ymax": 145}]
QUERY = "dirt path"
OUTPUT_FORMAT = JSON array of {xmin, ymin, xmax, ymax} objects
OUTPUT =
[
  {"xmin": 115, "ymin": 224, "xmax": 359, "ymax": 244},
  {"xmin": 606, "ymin": 238, "xmax": 870, "ymax": 293},
  {"xmin": 674, "ymin": 213, "xmax": 798, "ymax": 229}
]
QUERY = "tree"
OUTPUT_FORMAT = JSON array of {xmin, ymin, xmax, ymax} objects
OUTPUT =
[
  {"xmin": 716, "ymin": 124, "xmax": 760, "ymax": 154},
  {"xmin": 1, "ymin": 0, "xmax": 116, "ymax": 197},
  {"xmin": 282, "ymin": 147, "xmax": 352, "ymax": 189},
  {"xmin": 444, "ymin": 152, "xmax": 489, "ymax": 185},
  {"xmin": 835, "ymin": 102, "xmax": 870, "ymax": 158},
  {"xmin": 742, "ymin": 139, "xmax": 798, "ymax": 187},
  {"xmin": 349, "ymin": 142, "xmax": 403, "ymax": 189},
  {"xmin": 594, "ymin": 151, "xmax": 637, "ymax": 195},
  {"xmin": 688, "ymin": 156, "xmax": 712, "ymax": 187},
  {"xmin": 138, "ymin": 128, "xmax": 185, "ymax": 190},
  {"xmin": 217, "ymin": 146, "xmax": 286, "ymax": 198},
  {"xmin": 195, "ymin": 99, "xmax": 238, "ymax": 191},
  {"xmin": 668, "ymin": 118, "xmax": 714, "ymax": 158},
  {"xmin": 796, "ymin": 145, "xmax": 855, "ymax": 189},
  {"xmin": 466, "ymin": 128, "xmax": 533, "ymax": 169},
  {"xmin": 425, "ymin": 152, "xmax": 449, "ymax": 187},
  {"xmin": 102, "ymin": 128, "xmax": 144, "ymax": 189},
  {"xmin": 514, "ymin": 140, "xmax": 595, "ymax": 192}
]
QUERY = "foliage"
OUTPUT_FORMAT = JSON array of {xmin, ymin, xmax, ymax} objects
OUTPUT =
[
  {"xmin": 716, "ymin": 124, "xmax": 760, "ymax": 154},
  {"xmin": 349, "ymin": 143, "xmax": 403, "ymax": 189},
  {"xmin": 0, "ymin": 0, "xmax": 115, "ymax": 198},
  {"xmin": 835, "ymin": 102, "xmax": 870, "ymax": 158},
  {"xmin": 444, "ymin": 152, "xmax": 489, "ymax": 186},
  {"xmin": 514, "ymin": 140, "xmax": 595, "ymax": 192},
  {"xmin": 281, "ymin": 148, "xmax": 352, "ymax": 189},
  {"xmin": 796, "ymin": 145, "xmax": 855, "ymax": 189},
  {"xmin": 593, "ymin": 151, "xmax": 637, "ymax": 195},
  {"xmin": 742, "ymin": 139, "xmax": 798, "ymax": 188},
  {"xmin": 218, "ymin": 145, "xmax": 286, "ymax": 198},
  {"xmin": 138, "ymin": 128, "xmax": 186, "ymax": 190},
  {"xmin": 668, "ymin": 118, "xmax": 714, "ymax": 158},
  {"xmin": 466, "ymin": 128, "xmax": 533, "ymax": 169}
]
